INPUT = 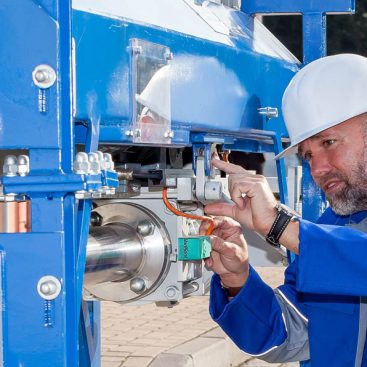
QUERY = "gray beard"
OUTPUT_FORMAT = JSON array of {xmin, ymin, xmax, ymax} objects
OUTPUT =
[{"xmin": 327, "ymin": 164, "xmax": 367, "ymax": 216}]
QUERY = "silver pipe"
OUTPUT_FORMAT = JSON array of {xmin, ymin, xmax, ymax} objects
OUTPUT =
[{"xmin": 85, "ymin": 223, "xmax": 144, "ymax": 287}]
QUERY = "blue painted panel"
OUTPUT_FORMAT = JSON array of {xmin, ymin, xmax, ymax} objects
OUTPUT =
[
  {"xmin": 0, "ymin": 233, "xmax": 66, "ymax": 366},
  {"xmin": 242, "ymin": 0, "xmax": 354, "ymax": 14},
  {"xmin": 73, "ymin": 10, "xmax": 299, "ymax": 146},
  {"xmin": 0, "ymin": 1, "xmax": 60, "ymax": 149}
]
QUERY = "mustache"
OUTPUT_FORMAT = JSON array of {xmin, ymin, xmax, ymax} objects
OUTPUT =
[{"xmin": 318, "ymin": 172, "xmax": 348, "ymax": 189}]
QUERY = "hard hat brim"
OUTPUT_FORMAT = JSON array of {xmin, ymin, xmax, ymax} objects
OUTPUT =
[{"xmin": 274, "ymin": 143, "xmax": 298, "ymax": 160}]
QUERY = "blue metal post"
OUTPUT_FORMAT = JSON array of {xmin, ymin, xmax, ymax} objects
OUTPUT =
[
  {"xmin": 0, "ymin": 1, "xmax": 98, "ymax": 365},
  {"xmin": 301, "ymin": 12, "xmax": 328, "ymax": 222}
]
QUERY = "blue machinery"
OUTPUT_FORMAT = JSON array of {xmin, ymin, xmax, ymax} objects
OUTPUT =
[{"xmin": 0, "ymin": 1, "xmax": 355, "ymax": 366}]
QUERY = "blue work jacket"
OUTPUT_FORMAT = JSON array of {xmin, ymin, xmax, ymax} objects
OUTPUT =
[{"xmin": 209, "ymin": 209, "xmax": 367, "ymax": 367}]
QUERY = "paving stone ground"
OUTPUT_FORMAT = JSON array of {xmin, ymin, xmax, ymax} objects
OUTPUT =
[{"xmin": 101, "ymin": 267, "xmax": 298, "ymax": 367}]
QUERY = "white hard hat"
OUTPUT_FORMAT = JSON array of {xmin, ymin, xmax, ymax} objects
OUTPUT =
[
  {"xmin": 136, "ymin": 65, "xmax": 171, "ymax": 121},
  {"xmin": 276, "ymin": 54, "xmax": 367, "ymax": 159}
]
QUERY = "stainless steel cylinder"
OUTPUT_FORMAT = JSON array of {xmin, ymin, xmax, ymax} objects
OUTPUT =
[{"xmin": 85, "ymin": 223, "xmax": 144, "ymax": 286}]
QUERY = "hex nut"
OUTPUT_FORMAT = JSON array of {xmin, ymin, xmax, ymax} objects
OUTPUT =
[
  {"xmin": 88, "ymin": 152, "xmax": 101, "ymax": 174},
  {"xmin": 17, "ymin": 155, "xmax": 30, "ymax": 176},
  {"xmin": 3, "ymin": 155, "xmax": 18, "ymax": 177},
  {"xmin": 74, "ymin": 152, "xmax": 90, "ymax": 174}
]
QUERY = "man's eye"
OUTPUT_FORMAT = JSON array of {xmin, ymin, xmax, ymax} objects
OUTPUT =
[{"xmin": 323, "ymin": 139, "xmax": 336, "ymax": 147}]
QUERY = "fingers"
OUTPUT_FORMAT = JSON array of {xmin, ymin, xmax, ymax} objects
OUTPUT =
[
  {"xmin": 212, "ymin": 158, "xmax": 249, "ymax": 175},
  {"xmin": 199, "ymin": 215, "xmax": 239, "ymax": 234},
  {"xmin": 204, "ymin": 202, "xmax": 236, "ymax": 218}
]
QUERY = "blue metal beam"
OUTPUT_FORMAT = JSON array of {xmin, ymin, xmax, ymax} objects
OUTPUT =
[{"xmin": 242, "ymin": 0, "xmax": 354, "ymax": 14}]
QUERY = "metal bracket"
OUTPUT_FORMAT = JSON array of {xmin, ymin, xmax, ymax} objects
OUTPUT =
[{"xmin": 195, "ymin": 155, "xmax": 222, "ymax": 204}]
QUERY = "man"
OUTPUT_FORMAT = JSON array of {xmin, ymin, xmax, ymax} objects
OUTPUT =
[{"xmin": 200, "ymin": 54, "xmax": 367, "ymax": 366}]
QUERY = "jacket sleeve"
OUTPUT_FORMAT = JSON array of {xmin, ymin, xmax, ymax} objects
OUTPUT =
[
  {"xmin": 209, "ymin": 264, "xmax": 309, "ymax": 362},
  {"xmin": 297, "ymin": 218, "xmax": 367, "ymax": 296}
]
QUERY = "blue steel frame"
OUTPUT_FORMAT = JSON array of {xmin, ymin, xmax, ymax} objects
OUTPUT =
[
  {"xmin": 0, "ymin": 1, "xmax": 354, "ymax": 366},
  {"xmin": 0, "ymin": 1, "xmax": 117, "ymax": 366}
]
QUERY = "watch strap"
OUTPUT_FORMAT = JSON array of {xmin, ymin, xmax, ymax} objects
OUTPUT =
[{"xmin": 266, "ymin": 204, "xmax": 293, "ymax": 248}]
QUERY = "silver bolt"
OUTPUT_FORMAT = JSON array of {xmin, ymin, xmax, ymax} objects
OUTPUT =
[
  {"xmin": 125, "ymin": 130, "xmax": 134, "ymax": 137},
  {"xmin": 17, "ymin": 155, "xmax": 30, "ymax": 176},
  {"xmin": 258, "ymin": 107, "xmax": 279, "ymax": 120},
  {"xmin": 3, "ymin": 155, "xmax": 18, "ymax": 177},
  {"xmin": 137, "ymin": 220, "xmax": 155, "ymax": 237},
  {"xmin": 165, "ymin": 286, "xmax": 179, "ymax": 300},
  {"xmin": 130, "ymin": 277, "xmax": 146, "ymax": 293},
  {"xmin": 164, "ymin": 130, "xmax": 174, "ymax": 139},
  {"xmin": 32, "ymin": 64, "xmax": 56, "ymax": 89},
  {"xmin": 37, "ymin": 276, "xmax": 61, "ymax": 300},
  {"xmin": 135, "ymin": 129, "xmax": 141, "ymax": 138},
  {"xmin": 165, "ymin": 51, "xmax": 173, "ymax": 61},
  {"xmin": 88, "ymin": 152, "xmax": 101, "ymax": 174},
  {"xmin": 132, "ymin": 45, "xmax": 142, "ymax": 55}
]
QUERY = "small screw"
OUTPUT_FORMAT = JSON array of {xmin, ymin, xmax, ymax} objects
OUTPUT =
[
  {"xmin": 258, "ymin": 107, "xmax": 278, "ymax": 120},
  {"xmin": 164, "ymin": 130, "xmax": 174, "ymax": 139}
]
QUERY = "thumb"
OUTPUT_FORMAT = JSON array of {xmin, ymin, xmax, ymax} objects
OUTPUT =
[
  {"xmin": 210, "ymin": 236, "xmax": 237, "ymax": 258},
  {"xmin": 205, "ymin": 202, "xmax": 235, "ymax": 218}
]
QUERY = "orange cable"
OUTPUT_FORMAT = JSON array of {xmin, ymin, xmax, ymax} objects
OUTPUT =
[
  {"xmin": 162, "ymin": 187, "xmax": 215, "ymax": 236},
  {"xmin": 221, "ymin": 152, "xmax": 229, "ymax": 162}
]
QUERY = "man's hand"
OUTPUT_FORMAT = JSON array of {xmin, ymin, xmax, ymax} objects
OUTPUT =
[
  {"xmin": 200, "ymin": 216, "xmax": 249, "ymax": 288},
  {"xmin": 205, "ymin": 158, "xmax": 278, "ymax": 236}
]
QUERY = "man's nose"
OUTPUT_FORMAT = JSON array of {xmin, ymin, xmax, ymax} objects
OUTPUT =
[{"xmin": 310, "ymin": 154, "xmax": 332, "ymax": 179}]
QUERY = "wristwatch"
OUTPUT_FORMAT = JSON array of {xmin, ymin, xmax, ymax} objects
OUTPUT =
[{"xmin": 266, "ymin": 203, "xmax": 297, "ymax": 248}]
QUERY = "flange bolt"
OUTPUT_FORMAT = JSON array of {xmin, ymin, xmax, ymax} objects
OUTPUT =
[{"xmin": 130, "ymin": 277, "xmax": 146, "ymax": 294}]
